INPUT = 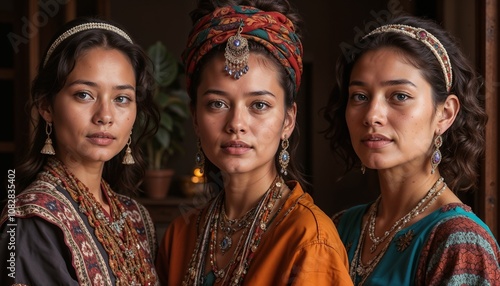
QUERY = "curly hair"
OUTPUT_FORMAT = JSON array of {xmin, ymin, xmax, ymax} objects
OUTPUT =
[
  {"xmin": 187, "ymin": 0, "xmax": 306, "ymax": 192},
  {"xmin": 322, "ymin": 15, "xmax": 487, "ymax": 192},
  {"xmin": 17, "ymin": 17, "xmax": 160, "ymax": 195}
]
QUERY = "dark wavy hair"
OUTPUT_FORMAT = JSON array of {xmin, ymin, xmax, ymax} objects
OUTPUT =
[
  {"xmin": 322, "ymin": 15, "xmax": 487, "ymax": 192},
  {"xmin": 17, "ymin": 17, "xmax": 160, "ymax": 195},
  {"xmin": 188, "ymin": 0, "xmax": 306, "ymax": 193}
]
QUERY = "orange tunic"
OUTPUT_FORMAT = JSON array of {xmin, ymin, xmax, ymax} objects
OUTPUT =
[{"xmin": 156, "ymin": 181, "xmax": 353, "ymax": 285}]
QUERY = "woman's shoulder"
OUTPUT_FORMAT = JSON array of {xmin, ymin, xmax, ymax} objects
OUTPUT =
[
  {"xmin": 17, "ymin": 179, "xmax": 58, "ymax": 198},
  {"xmin": 426, "ymin": 203, "xmax": 497, "ymax": 244},
  {"xmin": 416, "ymin": 203, "xmax": 500, "ymax": 284},
  {"xmin": 281, "ymin": 183, "xmax": 332, "ymax": 227},
  {"xmin": 289, "ymin": 197, "xmax": 334, "ymax": 231},
  {"xmin": 1, "ymin": 181, "xmax": 80, "ymax": 232},
  {"xmin": 10, "ymin": 180, "xmax": 65, "ymax": 212},
  {"xmin": 275, "ymin": 186, "xmax": 342, "ymax": 244}
]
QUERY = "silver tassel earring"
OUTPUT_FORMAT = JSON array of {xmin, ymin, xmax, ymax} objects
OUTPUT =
[
  {"xmin": 122, "ymin": 132, "xmax": 135, "ymax": 165},
  {"xmin": 279, "ymin": 136, "xmax": 290, "ymax": 176},
  {"xmin": 41, "ymin": 122, "xmax": 55, "ymax": 155},
  {"xmin": 431, "ymin": 134, "xmax": 442, "ymax": 174},
  {"xmin": 195, "ymin": 139, "xmax": 205, "ymax": 174},
  {"xmin": 361, "ymin": 164, "xmax": 366, "ymax": 175}
]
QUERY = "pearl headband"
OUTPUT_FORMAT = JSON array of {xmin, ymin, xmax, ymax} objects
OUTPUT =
[
  {"xmin": 363, "ymin": 24, "xmax": 453, "ymax": 93},
  {"xmin": 43, "ymin": 22, "xmax": 133, "ymax": 67}
]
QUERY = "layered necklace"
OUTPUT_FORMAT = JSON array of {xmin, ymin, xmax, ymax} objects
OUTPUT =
[
  {"xmin": 41, "ymin": 158, "xmax": 157, "ymax": 285},
  {"xmin": 350, "ymin": 177, "xmax": 446, "ymax": 285},
  {"xmin": 218, "ymin": 203, "xmax": 257, "ymax": 254},
  {"xmin": 183, "ymin": 176, "xmax": 285, "ymax": 286}
]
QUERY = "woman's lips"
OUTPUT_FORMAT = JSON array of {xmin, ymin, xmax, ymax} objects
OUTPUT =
[
  {"xmin": 362, "ymin": 135, "xmax": 392, "ymax": 148},
  {"xmin": 221, "ymin": 141, "xmax": 252, "ymax": 155},
  {"xmin": 87, "ymin": 132, "xmax": 116, "ymax": 146}
]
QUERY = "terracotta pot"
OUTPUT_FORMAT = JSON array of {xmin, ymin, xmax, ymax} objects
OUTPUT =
[{"xmin": 143, "ymin": 169, "xmax": 175, "ymax": 199}]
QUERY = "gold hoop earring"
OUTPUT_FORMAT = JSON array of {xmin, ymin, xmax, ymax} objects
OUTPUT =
[
  {"xmin": 122, "ymin": 132, "xmax": 135, "ymax": 165},
  {"xmin": 41, "ymin": 122, "xmax": 55, "ymax": 155},
  {"xmin": 279, "ymin": 136, "xmax": 290, "ymax": 176}
]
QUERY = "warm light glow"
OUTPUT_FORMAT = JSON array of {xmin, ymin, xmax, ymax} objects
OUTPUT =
[
  {"xmin": 191, "ymin": 176, "xmax": 201, "ymax": 183},
  {"xmin": 193, "ymin": 168, "xmax": 203, "ymax": 177}
]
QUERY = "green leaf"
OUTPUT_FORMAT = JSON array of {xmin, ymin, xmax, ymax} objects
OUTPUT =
[
  {"xmin": 160, "ymin": 113, "xmax": 173, "ymax": 130},
  {"xmin": 155, "ymin": 127, "xmax": 171, "ymax": 149},
  {"xmin": 156, "ymin": 91, "xmax": 170, "ymax": 108},
  {"xmin": 148, "ymin": 41, "xmax": 178, "ymax": 87},
  {"xmin": 167, "ymin": 103, "xmax": 189, "ymax": 118},
  {"xmin": 142, "ymin": 41, "xmax": 189, "ymax": 168}
]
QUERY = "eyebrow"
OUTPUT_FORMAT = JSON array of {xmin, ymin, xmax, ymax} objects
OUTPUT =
[
  {"xmin": 68, "ymin": 80, "xmax": 135, "ymax": 91},
  {"xmin": 202, "ymin": 89, "xmax": 276, "ymax": 97},
  {"xmin": 349, "ymin": 79, "xmax": 417, "ymax": 88}
]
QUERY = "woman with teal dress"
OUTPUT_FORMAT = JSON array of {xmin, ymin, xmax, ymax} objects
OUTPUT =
[{"xmin": 324, "ymin": 15, "xmax": 500, "ymax": 285}]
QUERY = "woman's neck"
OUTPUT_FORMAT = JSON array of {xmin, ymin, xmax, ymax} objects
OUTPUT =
[
  {"xmin": 222, "ymin": 171, "xmax": 278, "ymax": 219},
  {"xmin": 376, "ymin": 171, "xmax": 444, "ymax": 219}
]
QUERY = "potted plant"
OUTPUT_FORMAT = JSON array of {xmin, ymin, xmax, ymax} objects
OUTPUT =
[{"xmin": 142, "ymin": 41, "xmax": 189, "ymax": 199}]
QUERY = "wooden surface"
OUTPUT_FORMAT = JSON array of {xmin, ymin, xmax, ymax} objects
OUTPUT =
[{"xmin": 478, "ymin": 0, "xmax": 499, "ymax": 238}]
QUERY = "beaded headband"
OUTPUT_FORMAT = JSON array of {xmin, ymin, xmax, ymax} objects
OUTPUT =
[
  {"xmin": 43, "ymin": 22, "xmax": 133, "ymax": 67},
  {"xmin": 363, "ymin": 24, "xmax": 453, "ymax": 92}
]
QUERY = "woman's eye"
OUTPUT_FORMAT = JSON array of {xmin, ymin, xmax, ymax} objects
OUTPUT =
[
  {"xmin": 394, "ymin": 93, "xmax": 409, "ymax": 101},
  {"xmin": 252, "ymin": 101, "xmax": 269, "ymax": 110},
  {"xmin": 350, "ymin": 93, "xmax": 368, "ymax": 102},
  {"xmin": 75, "ymin": 91, "xmax": 93, "ymax": 100},
  {"xmin": 115, "ymin": 95, "xmax": 132, "ymax": 104},
  {"xmin": 208, "ymin": 100, "xmax": 227, "ymax": 109}
]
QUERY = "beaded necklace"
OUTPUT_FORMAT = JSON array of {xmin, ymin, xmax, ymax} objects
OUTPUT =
[
  {"xmin": 349, "ymin": 177, "xmax": 447, "ymax": 285},
  {"xmin": 41, "ymin": 158, "xmax": 157, "ymax": 285},
  {"xmin": 219, "ymin": 203, "xmax": 256, "ymax": 254},
  {"xmin": 368, "ymin": 177, "xmax": 445, "ymax": 253},
  {"xmin": 183, "ymin": 176, "xmax": 285, "ymax": 286},
  {"xmin": 209, "ymin": 198, "xmax": 251, "ymax": 279}
]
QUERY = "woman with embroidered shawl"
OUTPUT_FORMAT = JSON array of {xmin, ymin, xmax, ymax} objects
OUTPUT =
[
  {"xmin": 155, "ymin": 1, "xmax": 352, "ymax": 285},
  {"xmin": 324, "ymin": 15, "xmax": 500, "ymax": 285},
  {"xmin": 0, "ymin": 18, "xmax": 160, "ymax": 285}
]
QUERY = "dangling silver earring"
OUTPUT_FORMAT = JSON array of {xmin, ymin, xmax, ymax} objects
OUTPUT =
[
  {"xmin": 41, "ymin": 122, "xmax": 55, "ymax": 155},
  {"xmin": 195, "ymin": 139, "xmax": 205, "ymax": 174},
  {"xmin": 279, "ymin": 136, "xmax": 290, "ymax": 176},
  {"xmin": 122, "ymin": 131, "xmax": 135, "ymax": 165},
  {"xmin": 361, "ymin": 164, "xmax": 366, "ymax": 175},
  {"xmin": 431, "ymin": 134, "xmax": 443, "ymax": 174}
]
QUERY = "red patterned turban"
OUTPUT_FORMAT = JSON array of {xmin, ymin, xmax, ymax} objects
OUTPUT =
[{"xmin": 182, "ymin": 5, "xmax": 303, "ymax": 96}]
